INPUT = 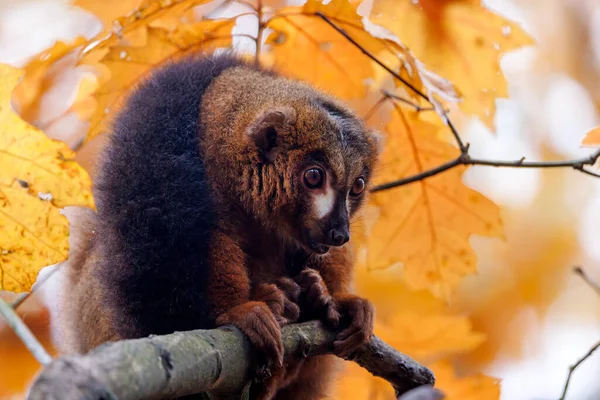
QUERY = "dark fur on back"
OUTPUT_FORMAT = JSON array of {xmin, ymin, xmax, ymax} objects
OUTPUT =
[{"xmin": 93, "ymin": 54, "xmax": 261, "ymax": 338}]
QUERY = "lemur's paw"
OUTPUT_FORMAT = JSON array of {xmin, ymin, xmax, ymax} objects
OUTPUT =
[
  {"xmin": 216, "ymin": 301, "xmax": 284, "ymax": 368},
  {"xmin": 296, "ymin": 268, "xmax": 340, "ymax": 329},
  {"xmin": 254, "ymin": 279, "xmax": 301, "ymax": 326},
  {"xmin": 332, "ymin": 295, "xmax": 374, "ymax": 359}
]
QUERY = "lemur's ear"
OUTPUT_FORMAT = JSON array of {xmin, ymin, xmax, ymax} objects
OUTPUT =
[{"xmin": 246, "ymin": 107, "xmax": 296, "ymax": 162}]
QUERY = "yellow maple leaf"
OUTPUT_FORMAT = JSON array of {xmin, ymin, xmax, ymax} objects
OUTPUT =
[
  {"xmin": 363, "ymin": 106, "xmax": 502, "ymax": 299},
  {"xmin": 370, "ymin": 0, "xmax": 534, "ymax": 129},
  {"xmin": 0, "ymin": 64, "xmax": 94, "ymax": 292},
  {"xmin": 81, "ymin": 18, "xmax": 234, "ymax": 142},
  {"xmin": 264, "ymin": 0, "xmax": 390, "ymax": 99}
]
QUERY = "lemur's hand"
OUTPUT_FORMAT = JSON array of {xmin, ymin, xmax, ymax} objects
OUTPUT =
[
  {"xmin": 254, "ymin": 277, "xmax": 301, "ymax": 327},
  {"xmin": 216, "ymin": 302, "xmax": 284, "ymax": 368},
  {"xmin": 295, "ymin": 268, "xmax": 340, "ymax": 329},
  {"xmin": 331, "ymin": 294, "xmax": 374, "ymax": 359},
  {"xmin": 295, "ymin": 269, "xmax": 374, "ymax": 358}
]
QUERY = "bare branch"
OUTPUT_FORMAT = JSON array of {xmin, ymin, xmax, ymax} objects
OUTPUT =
[
  {"xmin": 0, "ymin": 297, "xmax": 52, "ymax": 365},
  {"xmin": 559, "ymin": 341, "xmax": 600, "ymax": 400},
  {"xmin": 371, "ymin": 150, "xmax": 600, "ymax": 192},
  {"xmin": 372, "ymin": 158, "xmax": 462, "ymax": 192},
  {"xmin": 27, "ymin": 321, "xmax": 434, "ymax": 400}
]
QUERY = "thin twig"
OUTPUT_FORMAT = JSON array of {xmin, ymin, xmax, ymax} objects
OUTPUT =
[
  {"xmin": 575, "ymin": 166, "xmax": 600, "ymax": 179},
  {"xmin": 371, "ymin": 150, "xmax": 600, "ymax": 192},
  {"xmin": 559, "ymin": 341, "xmax": 600, "ymax": 400},
  {"xmin": 574, "ymin": 267, "xmax": 600, "ymax": 297},
  {"xmin": 444, "ymin": 114, "xmax": 469, "ymax": 154},
  {"xmin": 372, "ymin": 158, "xmax": 462, "ymax": 191},
  {"xmin": 363, "ymin": 95, "xmax": 388, "ymax": 121},
  {"xmin": 382, "ymin": 90, "xmax": 434, "ymax": 112},
  {"xmin": 0, "ymin": 297, "xmax": 52, "ymax": 365}
]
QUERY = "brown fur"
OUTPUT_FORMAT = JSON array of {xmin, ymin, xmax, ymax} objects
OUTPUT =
[{"xmin": 57, "ymin": 53, "xmax": 380, "ymax": 399}]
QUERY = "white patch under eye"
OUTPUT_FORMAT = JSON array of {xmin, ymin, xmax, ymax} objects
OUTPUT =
[{"xmin": 312, "ymin": 183, "xmax": 335, "ymax": 219}]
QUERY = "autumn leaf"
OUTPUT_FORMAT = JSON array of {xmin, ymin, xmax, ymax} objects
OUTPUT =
[
  {"xmin": 82, "ymin": 18, "xmax": 234, "ymax": 142},
  {"xmin": 370, "ymin": 0, "xmax": 534, "ymax": 129},
  {"xmin": 376, "ymin": 312, "xmax": 484, "ymax": 363},
  {"xmin": 351, "ymin": 264, "xmax": 485, "ymax": 364},
  {"xmin": 430, "ymin": 361, "xmax": 500, "ymax": 400},
  {"xmin": 11, "ymin": 38, "xmax": 89, "ymax": 127},
  {"xmin": 362, "ymin": 106, "xmax": 502, "ymax": 299},
  {"xmin": 264, "ymin": 0, "xmax": 390, "ymax": 99},
  {"xmin": 333, "ymin": 358, "xmax": 499, "ymax": 400},
  {"xmin": 581, "ymin": 126, "xmax": 600, "ymax": 147},
  {"xmin": 332, "ymin": 362, "xmax": 396, "ymax": 400},
  {"xmin": 75, "ymin": 0, "xmax": 143, "ymax": 34},
  {"xmin": 0, "ymin": 64, "xmax": 94, "ymax": 293}
]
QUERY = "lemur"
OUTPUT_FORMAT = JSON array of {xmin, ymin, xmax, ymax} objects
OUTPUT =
[{"xmin": 57, "ymin": 52, "xmax": 381, "ymax": 400}]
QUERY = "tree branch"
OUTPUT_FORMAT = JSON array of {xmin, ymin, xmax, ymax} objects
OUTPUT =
[
  {"xmin": 372, "ymin": 149, "xmax": 600, "ymax": 192},
  {"xmin": 27, "ymin": 321, "xmax": 434, "ymax": 400},
  {"xmin": 559, "ymin": 340, "xmax": 600, "ymax": 400},
  {"xmin": 558, "ymin": 267, "xmax": 600, "ymax": 399}
]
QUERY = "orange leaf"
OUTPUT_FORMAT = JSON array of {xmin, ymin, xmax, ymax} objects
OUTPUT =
[
  {"xmin": 581, "ymin": 126, "xmax": 600, "ymax": 147},
  {"xmin": 75, "ymin": 0, "xmax": 143, "ymax": 31},
  {"xmin": 332, "ymin": 360, "xmax": 500, "ymax": 400},
  {"xmin": 0, "ymin": 64, "xmax": 94, "ymax": 292},
  {"xmin": 264, "ymin": 0, "xmax": 388, "ymax": 99},
  {"xmin": 12, "ymin": 38, "xmax": 88, "ymax": 126},
  {"xmin": 370, "ymin": 0, "xmax": 534, "ymax": 129},
  {"xmin": 352, "ymin": 265, "xmax": 485, "ymax": 363},
  {"xmin": 362, "ymin": 107, "xmax": 502, "ymax": 299},
  {"xmin": 430, "ymin": 361, "xmax": 500, "ymax": 400},
  {"xmin": 81, "ymin": 19, "xmax": 234, "ymax": 142},
  {"xmin": 376, "ymin": 312, "xmax": 484, "ymax": 363}
]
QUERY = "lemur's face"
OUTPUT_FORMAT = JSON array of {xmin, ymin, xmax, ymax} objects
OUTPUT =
[
  {"xmin": 294, "ymin": 149, "xmax": 371, "ymax": 255},
  {"xmin": 244, "ymin": 97, "xmax": 380, "ymax": 255}
]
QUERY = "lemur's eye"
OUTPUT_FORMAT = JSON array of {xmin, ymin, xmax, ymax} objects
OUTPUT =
[
  {"xmin": 304, "ymin": 168, "xmax": 324, "ymax": 189},
  {"xmin": 350, "ymin": 177, "xmax": 366, "ymax": 197}
]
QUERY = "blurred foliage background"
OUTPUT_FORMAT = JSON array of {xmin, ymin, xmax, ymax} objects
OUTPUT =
[{"xmin": 1, "ymin": 0, "xmax": 600, "ymax": 399}]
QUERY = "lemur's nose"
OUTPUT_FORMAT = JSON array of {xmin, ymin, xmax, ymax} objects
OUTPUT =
[{"xmin": 329, "ymin": 228, "xmax": 350, "ymax": 246}]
